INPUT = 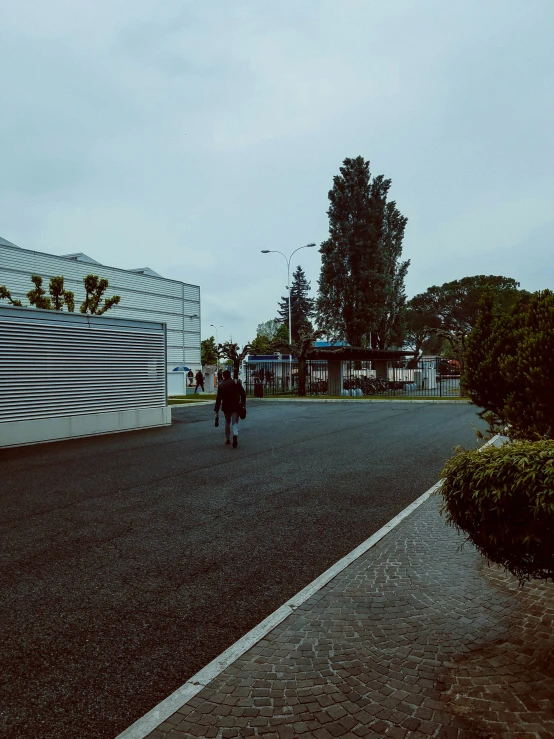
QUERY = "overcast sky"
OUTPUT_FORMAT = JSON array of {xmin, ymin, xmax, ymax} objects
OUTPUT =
[{"xmin": 2, "ymin": 0, "xmax": 553, "ymax": 346}]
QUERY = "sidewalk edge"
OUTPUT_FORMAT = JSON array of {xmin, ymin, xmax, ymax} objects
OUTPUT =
[{"xmin": 115, "ymin": 434, "xmax": 500, "ymax": 739}]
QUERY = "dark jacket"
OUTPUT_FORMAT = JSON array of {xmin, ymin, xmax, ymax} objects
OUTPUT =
[{"xmin": 214, "ymin": 378, "xmax": 246, "ymax": 414}]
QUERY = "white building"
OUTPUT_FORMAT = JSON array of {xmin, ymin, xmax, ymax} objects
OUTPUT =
[{"xmin": 0, "ymin": 236, "xmax": 201, "ymax": 370}]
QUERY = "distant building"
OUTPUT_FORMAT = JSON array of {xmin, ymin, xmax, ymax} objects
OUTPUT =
[{"xmin": 0, "ymin": 237, "xmax": 201, "ymax": 370}]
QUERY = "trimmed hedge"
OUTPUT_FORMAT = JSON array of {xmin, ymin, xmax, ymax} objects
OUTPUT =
[{"xmin": 440, "ymin": 440, "xmax": 554, "ymax": 582}]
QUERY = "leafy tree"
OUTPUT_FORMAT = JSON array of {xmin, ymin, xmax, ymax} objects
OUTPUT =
[
  {"xmin": 403, "ymin": 294, "xmax": 443, "ymax": 365},
  {"xmin": 373, "ymin": 200, "xmax": 410, "ymax": 349},
  {"xmin": 465, "ymin": 289, "xmax": 554, "ymax": 440},
  {"xmin": 407, "ymin": 275, "xmax": 523, "ymax": 368},
  {"xmin": 218, "ymin": 341, "xmax": 251, "ymax": 380},
  {"xmin": 27, "ymin": 275, "xmax": 52, "ymax": 309},
  {"xmin": 201, "ymin": 336, "xmax": 218, "ymax": 366},
  {"xmin": 249, "ymin": 334, "xmax": 274, "ymax": 355},
  {"xmin": 273, "ymin": 323, "xmax": 289, "ymax": 346},
  {"xmin": 250, "ymin": 323, "xmax": 290, "ymax": 355},
  {"xmin": 316, "ymin": 155, "xmax": 409, "ymax": 348},
  {"xmin": 256, "ymin": 319, "xmax": 280, "ymax": 341},
  {"xmin": 0, "ymin": 285, "xmax": 23, "ymax": 307},
  {"xmin": 277, "ymin": 266, "xmax": 315, "ymax": 342},
  {"xmin": 1, "ymin": 273, "xmax": 118, "ymax": 314},
  {"xmin": 49, "ymin": 276, "xmax": 75, "ymax": 311},
  {"xmin": 80, "ymin": 275, "xmax": 120, "ymax": 315}
]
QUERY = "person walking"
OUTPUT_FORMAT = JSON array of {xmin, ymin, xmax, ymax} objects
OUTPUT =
[
  {"xmin": 194, "ymin": 369, "xmax": 205, "ymax": 394},
  {"xmin": 214, "ymin": 369, "xmax": 246, "ymax": 448}
]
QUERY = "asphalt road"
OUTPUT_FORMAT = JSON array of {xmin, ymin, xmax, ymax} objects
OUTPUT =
[{"xmin": 0, "ymin": 400, "xmax": 484, "ymax": 739}]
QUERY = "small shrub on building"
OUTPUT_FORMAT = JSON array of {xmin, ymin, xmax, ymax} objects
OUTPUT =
[
  {"xmin": 1, "ymin": 274, "xmax": 119, "ymax": 314},
  {"xmin": 440, "ymin": 440, "xmax": 554, "ymax": 582}
]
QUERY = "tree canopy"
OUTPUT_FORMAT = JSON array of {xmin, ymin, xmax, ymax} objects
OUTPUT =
[
  {"xmin": 277, "ymin": 265, "xmax": 314, "ymax": 342},
  {"xmin": 80, "ymin": 275, "xmax": 121, "ymax": 315},
  {"xmin": 256, "ymin": 319, "xmax": 281, "ymax": 341},
  {"xmin": 316, "ymin": 155, "xmax": 409, "ymax": 348},
  {"xmin": 201, "ymin": 336, "xmax": 218, "ymax": 366},
  {"xmin": 405, "ymin": 275, "xmax": 523, "ymax": 362},
  {"xmin": 250, "ymin": 322, "xmax": 289, "ymax": 355},
  {"xmin": 218, "ymin": 341, "xmax": 250, "ymax": 379}
]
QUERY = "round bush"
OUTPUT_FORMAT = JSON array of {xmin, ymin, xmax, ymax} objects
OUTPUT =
[{"xmin": 440, "ymin": 440, "xmax": 554, "ymax": 582}]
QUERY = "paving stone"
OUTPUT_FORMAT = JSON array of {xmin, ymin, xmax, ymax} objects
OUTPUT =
[{"xmin": 144, "ymin": 497, "xmax": 554, "ymax": 739}]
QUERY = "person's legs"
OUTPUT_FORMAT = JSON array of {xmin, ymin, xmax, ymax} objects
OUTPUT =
[
  {"xmin": 231, "ymin": 412, "xmax": 239, "ymax": 446},
  {"xmin": 224, "ymin": 412, "xmax": 232, "ymax": 443}
]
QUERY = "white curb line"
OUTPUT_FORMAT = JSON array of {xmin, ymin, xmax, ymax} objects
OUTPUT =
[
  {"xmin": 255, "ymin": 398, "xmax": 468, "ymax": 404},
  {"xmin": 115, "ymin": 434, "xmax": 500, "ymax": 739},
  {"xmin": 169, "ymin": 400, "xmax": 213, "ymax": 407}
]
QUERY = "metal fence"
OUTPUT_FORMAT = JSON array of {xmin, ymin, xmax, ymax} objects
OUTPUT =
[
  {"xmin": 244, "ymin": 359, "xmax": 328, "ymax": 396},
  {"xmin": 342, "ymin": 357, "xmax": 461, "ymax": 397},
  {"xmin": 0, "ymin": 305, "xmax": 167, "ymax": 423},
  {"xmin": 244, "ymin": 357, "xmax": 461, "ymax": 398}
]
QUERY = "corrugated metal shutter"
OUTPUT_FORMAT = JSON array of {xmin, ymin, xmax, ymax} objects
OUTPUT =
[{"xmin": 0, "ymin": 307, "xmax": 167, "ymax": 423}]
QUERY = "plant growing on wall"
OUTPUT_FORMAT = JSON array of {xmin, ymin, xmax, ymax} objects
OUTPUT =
[
  {"xmin": 80, "ymin": 275, "xmax": 121, "ymax": 315},
  {"xmin": 0, "ymin": 285, "xmax": 23, "ymax": 306},
  {"xmin": 49, "ymin": 276, "xmax": 75, "ymax": 312},
  {"xmin": 1, "ymin": 274, "xmax": 119, "ymax": 315},
  {"xmin": 27, "ymin": 275, "xmax": 52, "ymax": 309}
]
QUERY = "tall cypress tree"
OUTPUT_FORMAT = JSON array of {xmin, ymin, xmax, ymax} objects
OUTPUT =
[
  {"xmin": 316, "ymin": 156, "xmax": 409, "ymax": 348},
  {"xmin": 373, "ymin": 200, "xmax": 409, "ymax": 349},
  {"xmin": 276, "ymin": 265, "xmax": 315, "ymax": 341}
]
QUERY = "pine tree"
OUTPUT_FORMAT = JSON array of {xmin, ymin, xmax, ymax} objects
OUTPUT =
[
  {"xmin": 316, "ymin": 156, "xmax": 409, "ymax": 348},
  {"xmin": 276, "ymin": 265, "xmax": 315, "ymax": 341}
]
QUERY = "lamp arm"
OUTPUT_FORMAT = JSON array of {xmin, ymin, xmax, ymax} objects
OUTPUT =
[{"xmin": 289, "ymin": 244, "xmax": 313, "ymax": 263}]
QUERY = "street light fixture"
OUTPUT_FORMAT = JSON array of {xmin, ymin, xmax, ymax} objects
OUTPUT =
[
  {"xmin": 210, "ymin": 324, "xmax": 223, "ymax": 371},
  {"xmin": 261, "ymin": 243, "xmax": 316, "ymax": 386}
]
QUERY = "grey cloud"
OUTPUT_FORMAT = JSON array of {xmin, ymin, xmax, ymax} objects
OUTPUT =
[{"xmin": 1, "ymin": 0, "xmax": 553, "ymax": 347}]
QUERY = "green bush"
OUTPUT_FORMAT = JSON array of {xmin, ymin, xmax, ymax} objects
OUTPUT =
[
  {"xmin": 464, "ymin": 289, "xmax": 554, "ymax": 440},
  {"xmin": 440, "ymin": 440, "xmax": 554, "ymax": 582}
]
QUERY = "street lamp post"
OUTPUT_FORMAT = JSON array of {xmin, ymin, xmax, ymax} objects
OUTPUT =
[
  {"xmin": 261, "ymin": 243, "xmax": 316, "ymax": 390},
  {"xmin": 210, "ymin": 324, "xmax": 223, "ymax": 371}
]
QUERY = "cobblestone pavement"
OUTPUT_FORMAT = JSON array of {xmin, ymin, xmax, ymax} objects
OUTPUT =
[{"xmin": 144, "ymin": 495, "xmax": 554, "ymax": 739}]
